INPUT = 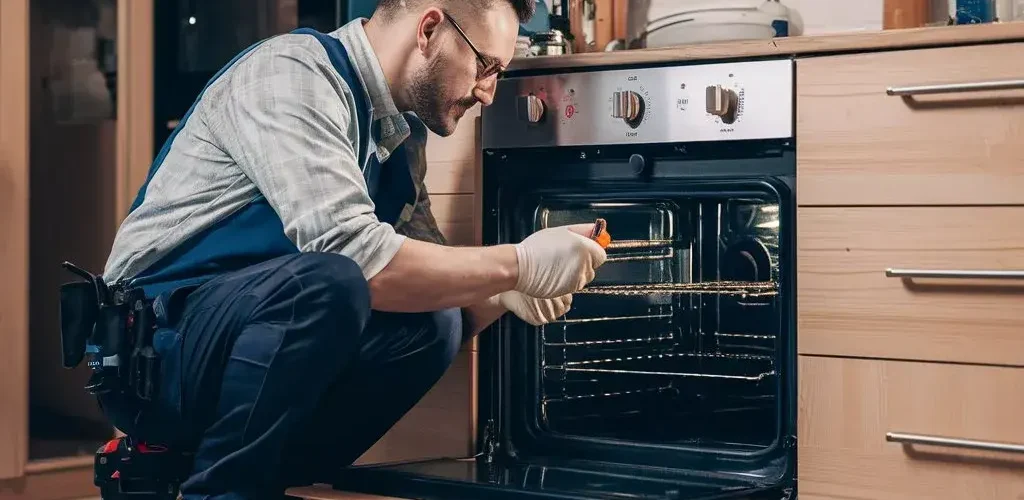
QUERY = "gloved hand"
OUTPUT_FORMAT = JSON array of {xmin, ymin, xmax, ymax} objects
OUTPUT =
[
  {"xmin": 497, "ymin": 291, "xmax": 572, "ymax": 326},
  {"xmin": 513, "ymin": 224, "xmax": 607, "ymax": 299}
]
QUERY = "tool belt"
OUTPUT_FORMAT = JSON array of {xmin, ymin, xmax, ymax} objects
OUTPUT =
[
  {"xmin": 60, "ymin": 261, "xmax": 186, "ymax": 499},
  {"xmin": 59, "ymin": 261, "xmax": 159, "ymax": 401}
]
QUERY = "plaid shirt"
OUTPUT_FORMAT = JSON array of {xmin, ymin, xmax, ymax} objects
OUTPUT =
[{"xmin": 103, "ymin": 19, "xmax": 445, "ymax": 286}]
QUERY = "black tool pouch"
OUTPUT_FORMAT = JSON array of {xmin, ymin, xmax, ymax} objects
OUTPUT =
[{"xmin": 59, "ymin": 261, "xmax": 159, "ymax": 401}]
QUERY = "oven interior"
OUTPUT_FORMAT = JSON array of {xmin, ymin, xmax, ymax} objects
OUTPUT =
[
  {"xmin": 509, "ymin": 188, "xmax": 785, "ymax": 462},
  {"xmin": 331, "ymin": 149, "xmax": 797, "ymax": 498}
]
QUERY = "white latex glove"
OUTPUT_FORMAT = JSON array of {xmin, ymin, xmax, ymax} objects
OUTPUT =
[
  {"xmin": 497, "ymin": 291, "xmax": 572, "ymax": 326},
  {"xmin": 514, "ymin": 224, "xmax": 607, "ymax": 299}
]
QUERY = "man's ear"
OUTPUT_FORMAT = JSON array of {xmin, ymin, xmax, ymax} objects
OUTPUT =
[{"xmin": 416, "ymin": 8, "xmax": 444, "ymax": 56}]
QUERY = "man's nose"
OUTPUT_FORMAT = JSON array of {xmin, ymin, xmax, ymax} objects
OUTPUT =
[{"xmin": 473, "ymin": 76, "xmax": 498, "ymax": 106}]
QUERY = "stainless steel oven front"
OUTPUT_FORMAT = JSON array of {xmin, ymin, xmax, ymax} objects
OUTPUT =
[{"xmin": 335, "ymin": 58, "xmax": 798, "ymax": 500}]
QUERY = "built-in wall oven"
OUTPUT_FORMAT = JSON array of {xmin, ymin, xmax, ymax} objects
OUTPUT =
[{"xmin": 335, "ymin": 58, "xmax": 797, "ymax": 499}]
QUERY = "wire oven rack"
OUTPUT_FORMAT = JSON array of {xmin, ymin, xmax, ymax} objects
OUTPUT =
[
  {"xmin": 575, "ymin": 281, "xmax": 778, "ymax": 298},
  {"xmin": 539, "ymin": 282, "xmax": 780, "ymax": 413},
  {"xmin": 544, "ymin": 352, "xmax": 775, "ymax": 382}
]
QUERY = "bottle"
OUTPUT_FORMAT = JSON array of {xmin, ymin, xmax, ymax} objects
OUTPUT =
[
  {"xmin": 884, "ymin": 0, "xmax": 930, "ymax": 29},
  {"xmin": 955, "ymin": 0, "xmax": 996, "ymax": 23},
  {"xmin": 760, "ymin": 0, "xmax": 790, "ymax": 37}
]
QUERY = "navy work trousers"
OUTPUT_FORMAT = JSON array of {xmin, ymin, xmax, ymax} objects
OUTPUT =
[{"xmin": 99, "ymin": 253, "xmax": 463, "ymax": 499}]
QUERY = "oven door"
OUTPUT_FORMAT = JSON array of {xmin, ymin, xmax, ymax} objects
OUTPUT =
[
  {"xmin": 331, "ymin": 142, "xmax": 796, "ymax": 500},
  {"xmin": 332, "ymin": 457, "xmax": 791, "ymax": 500}
]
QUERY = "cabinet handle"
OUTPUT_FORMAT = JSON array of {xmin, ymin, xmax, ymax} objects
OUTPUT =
[
  {"xmin": 886, "ymin": 432, "xmax": 1024, "ymax": 455},
  {"xmin": 886, "ymin": 79, "xmax": 1024, "ymax": 96},
  {"xmin": 885, "ymin": 268, "xmax": 1024, "ymax": 280}
]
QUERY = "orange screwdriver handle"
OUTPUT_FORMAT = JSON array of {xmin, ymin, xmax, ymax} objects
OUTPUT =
[{"xmin": 590, "ymin": 218, "xmax": 611, "ymax": 249}]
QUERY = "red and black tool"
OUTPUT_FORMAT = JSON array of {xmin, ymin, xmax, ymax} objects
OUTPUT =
[{"xmin": 95, "ymin": 436, "xmax": 183, "ymax": 499}]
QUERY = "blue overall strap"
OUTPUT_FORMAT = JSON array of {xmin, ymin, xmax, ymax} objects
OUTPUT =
[
  {"xmin": 293, "ymin": 27, "xmax": 416, "ymax": 226},
  {"xmin": 369, "ymin": 142, "xmax": 417, "ymax": 226}
]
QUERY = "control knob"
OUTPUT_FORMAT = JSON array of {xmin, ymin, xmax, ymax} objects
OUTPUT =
[
  {"xmin": 705, "ymin": 85, "xmax": 739, "ymax": 124},
  {"xmin": 517, "ymin": 94, "xmax": 546, "ymax": 124},
  {"xmin": 611, "ymin": 90, "xmax": 645, "ymax": 129}
]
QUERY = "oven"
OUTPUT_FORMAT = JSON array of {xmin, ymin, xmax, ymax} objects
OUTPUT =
[{"xmin": 334, "ymin": 58, "xmax": 797, "ymax": 500}]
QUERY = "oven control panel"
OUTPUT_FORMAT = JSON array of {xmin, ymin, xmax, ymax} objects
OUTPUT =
[{"xmin": 481, "ymin": 59, "xmax": 793, "ymax": 149}]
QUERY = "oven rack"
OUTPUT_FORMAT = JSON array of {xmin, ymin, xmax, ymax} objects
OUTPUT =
[
  {"xmin": 543, "ymin": 333, "xmax": 676, "ymax": 347},
  {"xmin": 553, "ymin": 311, "xmax": 674, "ymax": 324},
  {"xmin": 543, "ymin": 352, "xmax": 775, "ymax": 382},
  {"xmin": 604, "ymin": 239, "xmax": 676, "ymax": 263},
  {"xmin": 542, "ymin": 386, "xmax": 675, "ymax": 403},
  {"xmin": 607, "ymin": 239, "xmax": 675, "ymax": 250},
  {"xmin": 576, "ymin": 281, "xmax": 777, "ymax": 298}
]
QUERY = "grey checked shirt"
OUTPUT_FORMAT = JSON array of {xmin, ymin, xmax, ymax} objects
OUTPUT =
[{"xmin": 103, "ymin": 19, "xmax": 444, "ymax": 285}]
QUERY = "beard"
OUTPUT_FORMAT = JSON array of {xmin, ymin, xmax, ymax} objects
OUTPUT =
[{"xmin": 408, "ymin": 56, "xmax": 476, "ymax": 137}]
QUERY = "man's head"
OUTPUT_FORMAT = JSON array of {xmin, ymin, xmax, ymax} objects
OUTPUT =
[{"xmin": 366, "ymin": 0, "xmax": 535, "ymax": 137}]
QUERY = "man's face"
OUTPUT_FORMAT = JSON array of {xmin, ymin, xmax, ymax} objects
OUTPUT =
[{"xmin": 409, "ymin": 6, "xmax": 518, "ymax": 137}]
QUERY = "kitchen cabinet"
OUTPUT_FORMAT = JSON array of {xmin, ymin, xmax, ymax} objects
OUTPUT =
[
  {"xmin": 0, "ymin": 0, "xmax": 152, "ymax": 498},
  {"xmin": 799, "ymin": 356, "xmax": 1024, "ymax": 499},
  {"xmin": 798, "ymin": 206, "xmax": 1024, "ymax": 365},
  {"xmin": 796, "ymin": 42, "xmax": 1024, "ymax": 206},
  {"xmin": 796, "ymin": 39, "xmax": 1024, "ymax": 500}
]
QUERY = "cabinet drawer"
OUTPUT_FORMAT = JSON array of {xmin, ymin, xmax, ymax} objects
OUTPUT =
[
  {"xmin": 797, "ymin": 42, "xmax": 1024, "ymax": 206},
  {"xmin": 798, "ymin": 206, "xmax": 1024, "ymax": 366},
  {"xmin": 799, "ymin": 356, "xmax": 1024, "ymax": 500}
]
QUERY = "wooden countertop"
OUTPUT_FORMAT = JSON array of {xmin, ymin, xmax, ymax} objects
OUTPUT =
[{"xmin": 507, "ymin": 21, "xmax": 1024, "ymax": 73}]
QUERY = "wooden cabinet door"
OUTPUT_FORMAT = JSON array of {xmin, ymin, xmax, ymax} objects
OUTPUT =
[{"xmin": 0, "ymin": 0, "xmax": 30, "ymax": 482}]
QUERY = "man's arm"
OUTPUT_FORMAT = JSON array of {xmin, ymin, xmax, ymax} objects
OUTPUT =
[{"xmin": 206, "ymin": 38, "xmax": 520, "ymax": 313}]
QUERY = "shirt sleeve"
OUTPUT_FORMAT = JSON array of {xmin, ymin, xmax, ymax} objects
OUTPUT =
[{"xmin": 201, "ymin": 36, "xmax": 406, "ymax": 281}]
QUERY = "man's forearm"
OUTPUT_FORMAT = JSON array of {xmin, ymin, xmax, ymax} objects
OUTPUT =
[{"xmin": 368, "ymin": 238, "xmax": 519, "ymax": 313}]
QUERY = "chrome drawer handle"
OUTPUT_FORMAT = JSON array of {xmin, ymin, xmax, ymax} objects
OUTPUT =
[
  {"xmin": 887, "ymin": 432, "xmax": 1024, "ymax": 455},
  {"xmin": 885, "ymin": 268, "xmax": 1024, "ymax": 280},
  {"xmin": 886, "ymin": 79, "xmax": 1024, "ymax": 96}
]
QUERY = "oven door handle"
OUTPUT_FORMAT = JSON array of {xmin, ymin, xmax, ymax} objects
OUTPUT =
[
  {"xmin": 886, "ymin": 79, "xmax": 1024, "ymax": 96},
  {"xmin": 885, "ymin": 268, "xmax": 1024, "ymax": 280},
  {"xmin": 886, "ymin": 432, "xmax": 1024, "ymax": 454}
]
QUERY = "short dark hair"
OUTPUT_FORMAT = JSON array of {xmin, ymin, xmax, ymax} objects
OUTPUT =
[{"xmin": 375, "ymin": 0, "xmax": 536, "ymax": 25}]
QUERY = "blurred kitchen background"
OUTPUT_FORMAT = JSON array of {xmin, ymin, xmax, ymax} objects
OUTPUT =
[{"xmin": 150, "ymin": 0, "xmax": 1023, "ymax": 153}]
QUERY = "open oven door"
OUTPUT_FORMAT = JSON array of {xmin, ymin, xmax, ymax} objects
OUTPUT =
[{"xmin": 331, "ymin": 455, "xmax": 793, "ymax": 500}]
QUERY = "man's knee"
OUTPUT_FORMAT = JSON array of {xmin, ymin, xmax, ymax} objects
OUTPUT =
[
  {"xmin": 425, "ymin": 308, "xmax": 463, "ymax": 370},
  {"xmin": 284, "ymin": 252, "xmax": 371, "ymax": 330}
]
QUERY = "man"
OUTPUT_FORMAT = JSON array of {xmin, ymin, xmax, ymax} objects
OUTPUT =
[{"xmin": 96, "ymin": 0, "xmax": 606, "ymax": 498}]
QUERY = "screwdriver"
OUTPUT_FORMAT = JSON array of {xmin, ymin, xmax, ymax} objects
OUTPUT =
[{"xmin": 590, "ymin": 218, "xmax": 611, "ymax": 249}]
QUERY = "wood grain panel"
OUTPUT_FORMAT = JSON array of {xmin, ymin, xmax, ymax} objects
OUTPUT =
[
  {"xmin": 424, "ymin": 159, "xmax": 475, "ymax": 194},
  {"xmin": 424, "ymin": 107, "xmax": 480, "ymax": 164},
  {"xmin": 797, "ymin": 42, "xmax": 1024, "ymax": 206},
  {"xmin": 0, "ymin": 0, "xmax": 30, "ymax": 481},
  {"xmin": 798, "ymin": 206, "xmax": 1024, "ymax": 366},
  {"xmin": 799, "ymin": 356, "xmax": 1024, "ymax": 499},
  {"xmin": 431, "ymin": 194, "xmax": 477, "ymax": 246},
  {"xmin": 0, "ymin": 463, "xmax": 97, "ymax": 500},
  {"xmin": 355, "ymin": 350, "xmax": 475, "ymax": 466},
  {"xmin": 287, "ymin": 486, "xmax": 408, "ymax": 500},
  {"xmin": 116, "ymin": 0, "xmax": 154, "ymax": 221}
]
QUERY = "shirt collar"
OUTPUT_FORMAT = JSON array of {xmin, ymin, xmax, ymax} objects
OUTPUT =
[{"xmin": 333, "ymin": 19, "xmax": 410, "ymax": 160}]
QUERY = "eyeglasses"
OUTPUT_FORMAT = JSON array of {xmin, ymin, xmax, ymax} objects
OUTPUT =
[{"xmin": 441, "ymin": 10, "xmax": 506, "ymax": 80}]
